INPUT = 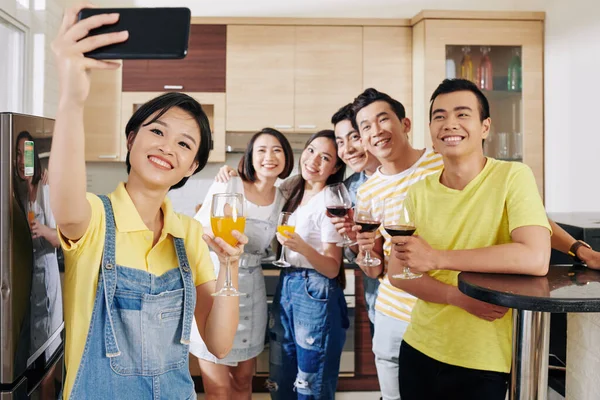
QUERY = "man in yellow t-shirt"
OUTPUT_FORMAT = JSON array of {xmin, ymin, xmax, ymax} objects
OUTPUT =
[{"xmin": 389, "ymin": 79, "xmax": 552, "ymax": 400}]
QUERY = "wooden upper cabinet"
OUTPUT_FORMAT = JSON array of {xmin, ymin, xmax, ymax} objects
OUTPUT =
[
  {"xmin": 122, "ymin": 25, "xmax": 226, "ymax": 92},
  {"xmin": 363, "ymin": 27, "xmax": 413, "ymax": 121},
  {"xmin": 84, "ymin": 67, "xmax": 123, "ymax": 161},
  {"xmin": 226, "ymin": 25, "xmax": 295, "ymax": 132},
  {"xmin": 294, "ymin": 26, "xmax": 363, "ymax": 132}
]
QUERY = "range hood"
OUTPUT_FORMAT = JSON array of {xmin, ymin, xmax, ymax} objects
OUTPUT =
[{"xmin": 226, "ymin": 132, "xmax": 308, "ymax": 153}]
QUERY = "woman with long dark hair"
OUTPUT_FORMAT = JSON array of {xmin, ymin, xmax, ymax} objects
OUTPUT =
[
  {"xmin": 266, "ymin": 130, "xmax": 349, "ymax": 400},
  {"xmin": 190, "ymin": 128, "xmax": 294, "ymax": 399}
]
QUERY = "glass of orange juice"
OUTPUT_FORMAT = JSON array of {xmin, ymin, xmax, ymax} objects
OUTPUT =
[
  {"xmin": 273, "ymin": 212, "xmax": 295, "ymax": 267},
  {"xmin": 210, "ymin": 193, "xmax": 246, "ymax": 297}
]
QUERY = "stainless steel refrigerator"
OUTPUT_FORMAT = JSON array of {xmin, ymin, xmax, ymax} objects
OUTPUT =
[{"xmin": 0, "ymin": 113, "xmax": 63, "ymax": 399}]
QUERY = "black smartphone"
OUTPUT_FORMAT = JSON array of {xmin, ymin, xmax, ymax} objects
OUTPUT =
[{"xmin": 77, "ymin": 7, "xmax": 191, "ymax": 60}]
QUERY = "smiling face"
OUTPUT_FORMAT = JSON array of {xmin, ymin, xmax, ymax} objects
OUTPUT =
[
  {"xmin": 355, "ymin": 100, "xmax": 412, "ymax": 163},
  {"xmin": 334, "ymin": 119, "xmax": 378, "ymax": 174},
  {"xmin": 251, "ymin": 133, "xmax": 286, "ymax": 180},
  {"xmin": 300, "ymin": 136, "xmax": 339, "ymax": 184},
  {"xmin": 429, "ymin": 90, "xmax": 490, "ymax": 160},
  {"xmin": 127, "ymin": 106, "xmax": 200, "ymax": 189}
]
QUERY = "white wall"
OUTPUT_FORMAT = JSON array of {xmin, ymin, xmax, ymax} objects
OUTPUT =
[{"xmin": 544, "ymin": 0, "xmax": 600, "ymax": 213}]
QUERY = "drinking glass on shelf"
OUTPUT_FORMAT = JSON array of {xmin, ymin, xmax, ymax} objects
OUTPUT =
[
  {"xmin": 210, "ymin": 193, "xmax": 246, "ymax": 297},
  {"xmin": 355, "ymin": 198, "xmax": 382, "ymax": 268},
  {"xmin": 273, "ymin": 212, "xmax": 295, "ymax": 267},
  {"xmin": 325, "ymin": 183, "xmax": 357, "ymax": 247},
  {"xmin": 384, "ymin": 198, "xmax": 422, "ymax": 280}
]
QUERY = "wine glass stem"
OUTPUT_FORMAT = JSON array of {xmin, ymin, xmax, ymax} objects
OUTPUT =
[
  {"xmin": 224, "ymin": 256, "xmax": 232, "ymax": 289},
  {"xmin": 280, "ymin": 246, "xmax": 287, "ymax": 263},
  {"xmin": 364, "ymin": 250, "xmax": 372, "ymax": 263}
]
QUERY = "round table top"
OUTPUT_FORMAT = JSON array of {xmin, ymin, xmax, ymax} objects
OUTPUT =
[{"xmin": 458, "ymin": 264, "xmax": 600, "ymax": 312}]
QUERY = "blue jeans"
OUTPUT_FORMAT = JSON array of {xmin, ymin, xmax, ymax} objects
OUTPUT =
[
  {"xmin": 363, "ymin": 274, "xmax": 380, "ymax": 338},
  {"xmin": 268, "ymin": 268, "xmax": 349, "ymax": 400}
]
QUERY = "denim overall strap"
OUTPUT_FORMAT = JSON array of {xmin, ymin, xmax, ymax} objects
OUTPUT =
[
  {"xmin": 98, "ymin": 195, "xmax": 121, "ymax": 358},
  {"xmin": 173, "ymin": 237, "xmax": 195, "ymax": 344}
]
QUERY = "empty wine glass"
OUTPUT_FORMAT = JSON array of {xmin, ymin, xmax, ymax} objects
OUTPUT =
[
  {"xmin": 325, "ymin": 183, "xmax": 357, "ymax": 247},
  {"xmin": 273, "ymin": 212, "xmax": 295, "ymax": 267},
  {"xmin": 384, "ymin": 198, "xmax": 422, "ymax": 280},
  {"xmin": 210, "ymin": 193, "xmax": 246, "ymax": 296},
  {"xmin": 355, "ymin": 198, "xmax": 382, "ymax": 268}
]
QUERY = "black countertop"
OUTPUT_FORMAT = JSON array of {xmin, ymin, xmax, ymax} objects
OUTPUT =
[
  {"xmin": 458, "ymin": 264, "xmax": 600, "ymax": 312},
  {"xmin": 548, "ymin": 213, "xmax": 600, "ymax": 230}
]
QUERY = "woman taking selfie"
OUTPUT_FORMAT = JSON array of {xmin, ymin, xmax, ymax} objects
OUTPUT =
[
  {"xmin": 267, "ymin": 130, "xmax": 349, "ymax": 400},
  {"xmin": 50, "ymin": 7, "xmax": 245, "ymax": 399},
  {"xmin": 190, "ymin": 128, "xmax": 294, "ymax": 400}
]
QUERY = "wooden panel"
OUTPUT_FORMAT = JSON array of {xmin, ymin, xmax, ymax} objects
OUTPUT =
[
  {"xmin": 354, "ymin": 270, "xmax": 378, "ymax": 377},
  {"xmin": 192, "ymin": 17, "xmax": 411, "ymax": 27},
  {"xmin": 122, "ymin": 25, "xmax": 226, "ymax": 92},
  {"xmin": 226, "ymin": 25, "xmax": 295, "ymax": 132},
  {"xmin": 418, "ymin": 19, "xmax": 544, "ymax": 196},
  {"xmin": 120, "ymin": 92, "xmax": 226, "ymax": 163},
  {"xmin": 411, "ymin": 10, "xmax": 545, "ymax": 25},
  {"xmin": 84, "ymin": 66, "xmax": 122, "ymax": 162},
  {"xmin": 411, "ymin": 21, "xmax": 426, "ymax": 149},
  {"xmin": 363, "ymin": 26, "xmax": 413, "ymax": 124},
  {"xmin": 294, "ymin": 26, "xmax": 363, "ymax": 132}
]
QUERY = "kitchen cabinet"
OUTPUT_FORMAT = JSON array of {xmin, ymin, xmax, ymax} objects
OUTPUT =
[
  {"xmin": 411, "ymin": 11, "xmax": 545, "ymax": 195},
  {"xmin": 84, "ymin": 66, "xmax": 123, "ymax": 162},
  {"xmin": 120, "ymin": 92, "xmax": 226, "ymax": 163},
  {"xmin": 122, "ymin": 25, "xmax": 227, "ymax": 93},
  {"xmin": 226, "ymin": 25, "xmax": 295, "ymax": 133},
  {"xmin": 294, "ymin": 26, "xmax": 363, "ymax": 132},
  {"xmin": 225, "ymin": 25, "xmax": 363, "ymax": 133},
  {"xmin": 363, "ymin": 26, "xmax": 413, "ymax": 124}
]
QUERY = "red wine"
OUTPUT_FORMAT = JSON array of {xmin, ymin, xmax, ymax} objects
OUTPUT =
[
  {"xmin": 357, "ymin": 221, "xmax": 381, "ymax": 233},
  {"xmin": 327, "ymin": 206, "xmax": 350, "ymax": 218},
  {"xmin": 385, "ymin": 224, "xmax": 416, "ymax": 237}
]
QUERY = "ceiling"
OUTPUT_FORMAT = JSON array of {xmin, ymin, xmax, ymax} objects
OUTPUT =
[{"xmin": 93, "ymin": 0, "xmax": 547, "ymax": 18}]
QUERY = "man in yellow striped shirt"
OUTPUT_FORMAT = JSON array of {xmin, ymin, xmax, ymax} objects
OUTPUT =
[{"xmin": 350, "ymin": 88, "xmax": 443, "ymax": 400}]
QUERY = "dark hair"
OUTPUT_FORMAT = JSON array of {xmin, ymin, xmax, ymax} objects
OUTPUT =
[
  {"xmin": 124, "ymin": 92, "xmax": 212, "ymax": 190},
  {"xmin": 15, "ymin": 131, "xmax": 42, "ymax": 186},
  {"xmin": 351, "ymin": 88, "xmax": 406, "ymax": 130},
  {"xmin": 429, "ymin": 78, "xmax": 490, "ymax": 122},
  {"xmin": 237, "ymin": 128, "xmax": 294, "ymax": 182},
  {"xmin": 283, "ymin": 130, "xmax": 346, "ymax": 214},
  {"xmin": 331, "ymin": 103, "xmax": 354, "ymax": 127}
]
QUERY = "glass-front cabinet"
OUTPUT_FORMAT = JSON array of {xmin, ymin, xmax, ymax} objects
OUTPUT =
[{"xmin": 411, "ymin": 11, "xmax": 545, "ymax": 196}]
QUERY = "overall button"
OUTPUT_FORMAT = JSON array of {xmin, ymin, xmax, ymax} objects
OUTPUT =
[
  {"xmin": 105, "ymin": 263, "xmax": 113, "ymax": 270},
  {"xmin": 182, "ymin": 264, "xmax": 190, "ymax": 272}
]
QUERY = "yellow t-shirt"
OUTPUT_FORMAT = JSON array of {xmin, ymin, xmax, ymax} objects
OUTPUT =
[
  {"xmin": 59, "ymin": 183, "xmax": 215, "ymax": 399},
  {"xmin": 402, "ymin": 159, "xmax": 551, "ymax": 373}
]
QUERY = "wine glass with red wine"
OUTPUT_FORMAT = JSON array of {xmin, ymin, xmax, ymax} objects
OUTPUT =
[
  {"xmin": 324, "ymin": 183, "xmax": 357, "ymax": 247},
  {"xmin": 355, "ymin": 197, "xmax": 382, "ymax": 267},
  {"xmin": 384, "ymin": 198, "xmax": 422, "ymax": 279}
]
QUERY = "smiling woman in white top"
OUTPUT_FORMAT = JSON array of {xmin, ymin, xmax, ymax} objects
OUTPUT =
[
  {"xmin": 190, "ymin": 128, "xmax": 294, "ymax": 399},
  {"xmin": 266, "ymin": 130, "xmax": 349, "ymax": 400}
]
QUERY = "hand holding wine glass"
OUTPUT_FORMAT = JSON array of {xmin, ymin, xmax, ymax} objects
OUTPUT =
[
  {"xmin": 325, "ymin": 183, "xmax": 357, "ymax": 247},
  {"xmin": 207, "ymin": 193, "xmax": 247, "ymax": 296},
  {"xmin": 355, "ymin": 198, "xmax": 382, "ymax": 268},
  {"xmin": 384, "ymin": 198, "xmax": 422, "ymax": 280},
  {"xmin": 273, "ymin": 212, "xmax": 295, "ymax": 267}
]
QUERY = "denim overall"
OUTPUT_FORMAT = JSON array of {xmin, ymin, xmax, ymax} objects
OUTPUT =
[{"xmin": 68, "ymin": 196, "xmax": 196, "ymax": 400}]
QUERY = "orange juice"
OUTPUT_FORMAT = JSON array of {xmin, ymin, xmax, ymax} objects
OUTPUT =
[
  {"xmin": 211, "ymin": 216, "xmax": 246, "ymax": 246},
  {"xmin": 277, "ymin": 225, "xmax": 295, "ymax": 239},
  {"xmin": 28, "ymin": 210, "xmax": 35, "ymax": 223}
]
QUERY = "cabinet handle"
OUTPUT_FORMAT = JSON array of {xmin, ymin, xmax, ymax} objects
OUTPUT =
[
  {"xmin": 98, "ymin": 155, "xmax": 118, "ymax": 159},
  {"xmin": 164, "ymin": 85, "xmax": 183, "ymax": 90},
  {"xmin": 274, "ymin": 125, "xmax": 292, "ymax": 129},
  {"xmin": 298, "ymin": 125, "xmax": 317, "ymax": 129}
]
